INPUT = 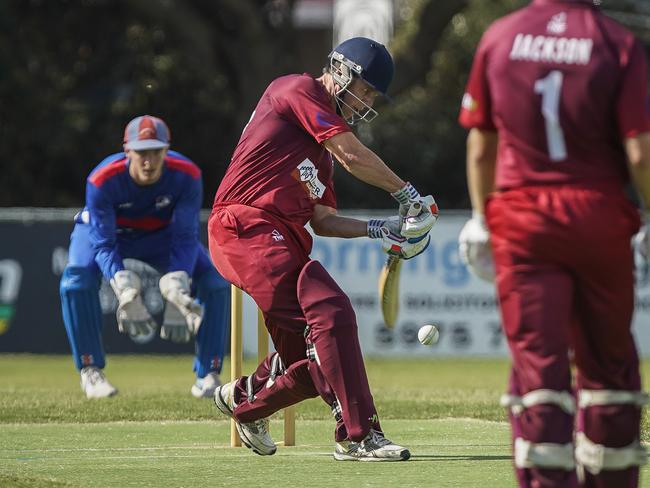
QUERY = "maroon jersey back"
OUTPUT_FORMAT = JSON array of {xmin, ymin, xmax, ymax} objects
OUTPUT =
[
  {"xmin": 214, "ymin": 74, "xmax": 350, "ymax": 240},
  {"xmin": 459, "ymin": 0, "xmax": 650, "ymax": 190}
]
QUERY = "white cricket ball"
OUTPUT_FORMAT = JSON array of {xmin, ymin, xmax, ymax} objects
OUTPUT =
[{"xmin": 418, "ymin": 324, "xmax": 439, "ymax": 345}]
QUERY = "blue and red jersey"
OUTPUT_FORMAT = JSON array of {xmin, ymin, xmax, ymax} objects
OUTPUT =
[{"xmin": 82, "ymin": 150, "xmax": 202, "ymax": 279}]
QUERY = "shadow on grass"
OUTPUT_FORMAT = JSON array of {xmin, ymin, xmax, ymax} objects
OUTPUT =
[{"xmin": 411, "ymin": 454, "xmax": 511, "ymax": 461}]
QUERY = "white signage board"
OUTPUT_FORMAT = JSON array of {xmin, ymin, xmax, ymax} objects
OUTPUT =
[
  {"xmin": 333, "ymin": 0, "xmax": 393, "ymax": 47},
  {"xmin": 240, "ymin": 212, "xmax": 650, "ymax": 358}
]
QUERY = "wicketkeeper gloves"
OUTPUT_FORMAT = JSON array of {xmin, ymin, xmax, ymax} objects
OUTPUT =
[
  {"xmin": 458, "ymin": 212, "xmax": 495, "ymax": 282},
  {"xmin": 159, "ymin": 271, "xmax": 203, "ymax": 343},
  {"xmin": 110, "ymin": 270, "xmax": 158, "ymax": 338}
]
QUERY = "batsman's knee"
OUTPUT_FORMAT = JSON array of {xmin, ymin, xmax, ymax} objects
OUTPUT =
[{"xmin": 297, "ymin": 260, "xmax": 356, "ymax": 334}]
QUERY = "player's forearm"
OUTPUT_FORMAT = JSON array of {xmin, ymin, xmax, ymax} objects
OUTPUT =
[
  {"xmin": 338, "ymin": 147, "xmax": 405, "ymax": 193},
  {"xmin": 169, "ymin": 244, "xmax": 199, "ymax": 275},
  {"xmin": 625, "ymin": 134, "xmax": 650, "ymax": 212},
  {"xmin": 466, "ymin": 128, "xmax": 498, "ymax": 215},
  {"xmin": 324, "ymin": 132, "xmax": 405, "ymax": 193},
  {"xmin": 309, "ymin": 213, "xmax": 368, "ymax": 238},
  {"xmin": 94, "ymin": 248, "xmax": 124, "ymax": 280}
]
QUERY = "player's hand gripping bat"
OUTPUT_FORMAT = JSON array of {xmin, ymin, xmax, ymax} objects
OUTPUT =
[{"xmin": 378, "ymin": 203, "xmax": 425, "ymax": 328}]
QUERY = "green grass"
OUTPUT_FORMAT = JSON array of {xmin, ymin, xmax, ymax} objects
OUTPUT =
[
  {"xmin": 0, "ymin": 355, "xmax": 649, "ymax": 487},
  {"xmin": 0, "ymin": 355, "xmax": 511, "ymax": 424}
]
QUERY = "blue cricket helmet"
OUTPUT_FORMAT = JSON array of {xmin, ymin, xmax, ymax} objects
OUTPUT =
[{"xmin": 329, "ymin": 37, "xmax": 394, "ymax": 97}]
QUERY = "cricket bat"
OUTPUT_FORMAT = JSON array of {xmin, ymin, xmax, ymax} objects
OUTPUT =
[
  {"xmin": 378, "ymin": 255, "xmax": 403, "ymax": 329},
  {"xmin": 377, "ymin": 203, "xmax": 422, "ymax": 328}
]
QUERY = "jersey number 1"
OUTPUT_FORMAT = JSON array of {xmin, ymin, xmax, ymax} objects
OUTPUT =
[{"xmin": 534, "ymin": 70, "xmax": 567, "ymax": 162}]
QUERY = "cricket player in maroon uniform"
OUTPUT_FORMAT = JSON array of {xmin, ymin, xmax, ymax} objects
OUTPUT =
[
  {"xmin": 458, "ymin": 1, "xmax": 650, "ymax": 486},
  {"xmin": 208, "ymin": 37, "xmax": 438, "ymax": 461}
]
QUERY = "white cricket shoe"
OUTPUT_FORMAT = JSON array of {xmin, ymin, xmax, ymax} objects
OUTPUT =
[
  {"xmin": 80, "ymin": 366, "xmax": 118, "ymax": 399},
  {"xmin": 191, "ymin": 372, "xmax": 221, "ymax": 398},
  {"xmin": 334, "ymin": 429, "xmax": 410, "ymax": 462},
  {"xmin": 213, "ymin": 380, "xmax": 277, "ymax": 456}
]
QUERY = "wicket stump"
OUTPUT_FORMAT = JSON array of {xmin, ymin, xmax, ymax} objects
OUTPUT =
[{"xmin": 230, "ymin": 285, "xmax": 295, "ymax": 447}]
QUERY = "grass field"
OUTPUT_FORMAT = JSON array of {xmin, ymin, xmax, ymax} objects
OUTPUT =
[{"xmin": 1, "ymin": 355, "xmax": 649, "ymax": 487}]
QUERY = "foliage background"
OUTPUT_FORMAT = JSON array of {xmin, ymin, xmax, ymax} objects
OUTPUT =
[{"xmin": 2, "ymin": 0, "xmax": 648, "ymax": 209}]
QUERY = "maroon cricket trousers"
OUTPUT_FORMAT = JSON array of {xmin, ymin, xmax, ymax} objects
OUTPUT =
[
  {"xmin": 208, "ymin": 203, "xmax": 382, "ymax": 442},
  {"xmin": 487, "ymin": 184, "xmax": 642, "ymax": 488}
]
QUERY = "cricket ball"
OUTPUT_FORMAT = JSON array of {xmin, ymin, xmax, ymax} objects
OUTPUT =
[{"xmin": 418, "ymin": 324, "xmax": 439, "ymax": 345}]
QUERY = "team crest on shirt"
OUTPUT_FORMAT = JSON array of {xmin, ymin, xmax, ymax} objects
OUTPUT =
[
  {"xmin": 155, "ymin": 195, "xmax": 172, "ymax": 209},
  {"xmin": 292, "ymin": 158, "xmax": 326, "ymax": 200},
  {"xmin": 547, "ymin": 12, "xmax": 567, "ymax": 35},
  {"xmin": 461, "ymin": 93, "xmax": 478, "ymax": 112}
]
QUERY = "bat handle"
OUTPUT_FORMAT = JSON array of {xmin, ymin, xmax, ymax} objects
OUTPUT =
[{"xmin": 407, "ymin": 202, "xmax": 422, "ymax": 217}]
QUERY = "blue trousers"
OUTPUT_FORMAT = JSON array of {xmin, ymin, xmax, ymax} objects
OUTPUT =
[{"xmin": 60, "ymin": 224, "xmax": 230, "ymax": 378}]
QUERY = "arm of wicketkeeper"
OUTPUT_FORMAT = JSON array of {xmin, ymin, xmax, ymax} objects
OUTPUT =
[
  {"xmin": 86, "ymin": 179, "xmax": 126, "ymax": 280},
  {"xmin": 168, "ymin": 172, "xmax": 202, "ymax": 276}
]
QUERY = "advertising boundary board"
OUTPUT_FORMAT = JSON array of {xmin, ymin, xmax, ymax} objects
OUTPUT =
[{"xmin": 0, "ymin": 208, "xmax": 648, "ymax": 357}]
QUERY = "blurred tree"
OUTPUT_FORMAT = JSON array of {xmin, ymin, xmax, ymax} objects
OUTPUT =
[
  {"xmin": 339, "ymin": 0, "xmax": 527, "ymax": 210},
  {"xmin": 0, "ymin": 0, "xmax": 297, "ymax": 206},
  {"xmin": 340, "ymin": 0, "xmax": 650, "ymax": 210},
  {"xmin": 0, "ymin": 0, "xmax": 647, "ymax": 209}
]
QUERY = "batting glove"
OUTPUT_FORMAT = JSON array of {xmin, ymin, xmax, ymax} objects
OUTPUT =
[
  {"xmin": 367, "ymin": 216, "xmax": 400, "ymax": 239},
  {"xmin": 110, "ymin": 270, "xmax": 158, "ymax": 338},
  {"xmin": 381, "ymin": 225, "xmax": 430, "ymax": 260},
  {"xmin": 458, "ymin": 213, "xmax": 495, "ymax": 282},
  {"xmin": 633, "ymin": 210, "xmax": 650, "ymax": 262},
  {"xmin": 401, "ymin": 195, "xmax": 439, "ymax": 240},
  {"xmin": 159, "ymin": 271, "xmax": 203, "ymax": 342},
  {"xmin": 391, "ymin": 182, "xmax": 439, "ymax": 240}
]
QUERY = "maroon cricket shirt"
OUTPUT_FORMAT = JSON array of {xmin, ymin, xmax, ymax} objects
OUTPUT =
[
  {"xmin": 459, "ymin": 0, "xmax": 650, "ymax": 191},
  {"xmin": 214, "ymin": 73, "xmax": 350, "ymax": 252}
]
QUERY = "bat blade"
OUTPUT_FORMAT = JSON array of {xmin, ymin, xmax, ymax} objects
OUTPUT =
[{"xmin": 378, "ymin": 255, "xmax": 403, "ymax": 329}]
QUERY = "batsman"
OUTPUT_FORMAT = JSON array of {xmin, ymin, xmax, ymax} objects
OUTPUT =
[
  {"xmin": 208, "ymin": 37, "xmax": 438, "ymax": 460},
  {"xmin": 60, "ymin": 115, "xmax": 230, "ymax": 399}
]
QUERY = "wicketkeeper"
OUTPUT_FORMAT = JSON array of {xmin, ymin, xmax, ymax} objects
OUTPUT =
[
  {"xmin": 208, "ymin": 37, "xmax": 438, "ymax": 461},
  {"xmin": 60, "ymin": 115, "xmax": 230, "ymax": 399}
]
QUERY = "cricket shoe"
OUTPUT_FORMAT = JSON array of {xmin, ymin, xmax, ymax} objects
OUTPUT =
[
  {"xmin": 333, "ymin": 429, "xmax": 410, "ymax": 461},
  {"xmin": 213, "ymin": 380, "xmax": 277, "ymax": 456},
  {"xmin": 80, "ymin": 366, "xmax": 118, "ymax": 399},
  {"xmin": 191, "ymin": 372, "xmax": 221, "ymax": 398}
]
